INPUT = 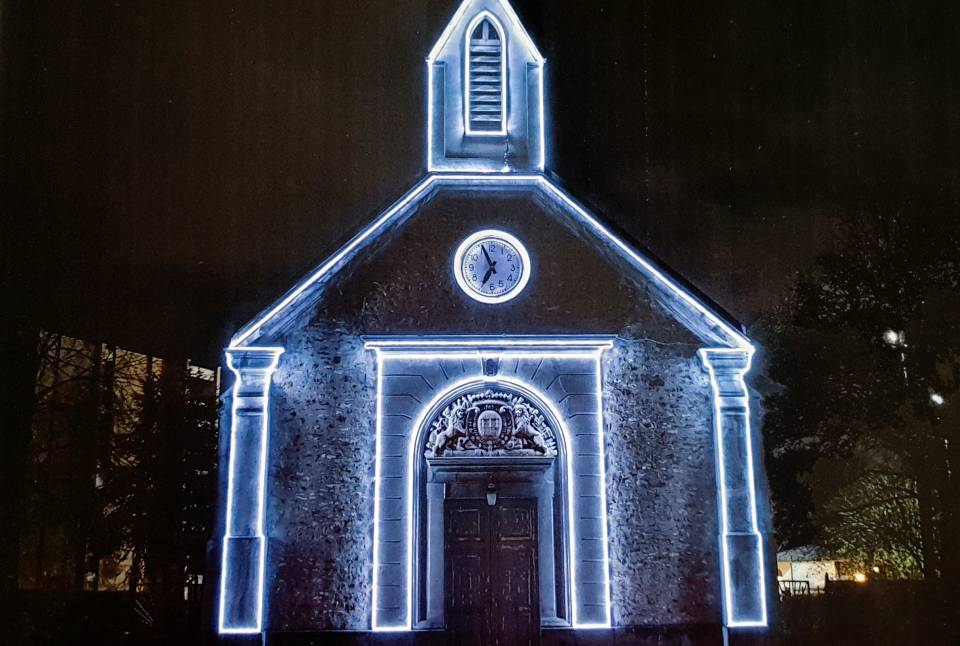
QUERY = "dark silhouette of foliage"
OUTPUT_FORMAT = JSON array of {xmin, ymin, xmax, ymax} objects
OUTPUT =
[{"xmin": 758, "ymin": 209, "xmax": 960, "ymax": 596}]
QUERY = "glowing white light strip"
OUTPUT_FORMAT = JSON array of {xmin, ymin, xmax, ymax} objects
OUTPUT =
[
  {"xmin": 232, "ymin": 174, "xmax": 750, "ymax": 350},
  {"xmin": 365, "ymin": 337, "xmax": 613, "ymax": 349},
  {"xmin": 537, "ymin": 64, "xmax": 546, "ymax": 171},
  {"xmin": 427, "ymin": 62, "xmax": 435, "ymax": 172},
  {"xmin": 370, "ymin": 344, "xmax": 611, "ymax": 631},
  {"xmin": 464, "ymin": 12, "xmax": 508, "ymax": 138},
  {"xmin": 427, "ymin": 0, "xmax": 544, "ymax": 65},
  {"xmin": 700, "ymin": 348, "xmax": 767, "ymax": 628},
  {"xmin": 453, "ymin": 229, "xmax": 532, "ymax": 303},
  {"xmin": 370, "ymin": 360, "xmax": 394, "ymax": 631},
  {"xmin": 218, "ymin": 346, "xmax": 284, "ymax": 635},
  {"xmin": 374, "ymin": 351, "xmax": 601, "ymax": 362},
  {"xmin": 594, "ymin": 354, "xmax": 613, "ymax": 627}
]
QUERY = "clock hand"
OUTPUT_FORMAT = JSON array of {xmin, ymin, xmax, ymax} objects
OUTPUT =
[
  {"xmin": 480, "ymin": 245, "xmax": 497, "ymax": 278},
  {"xmin": 481, "ymin": 244, "xmax": 493, "ymax": 266},
  {"xmin": 481, "ymin": 267, "xmax": 494, "ymax": 286}
]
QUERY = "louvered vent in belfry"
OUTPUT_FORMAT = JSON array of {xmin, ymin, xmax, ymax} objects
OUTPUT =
[{"xmin": 467, "ymin": 18, "xmax": 504, "ymax": 134}]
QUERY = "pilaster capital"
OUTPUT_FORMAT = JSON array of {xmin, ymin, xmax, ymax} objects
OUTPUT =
[
  {"xmin": 699, "ymin": 348, "xmax": 753, "ymax": 403},
  {"xmin": 698, "ymin": 348, "xmax": 752, "ymax": 375},
  {"xmin": 225, "ymin": 346, "xmax": 284, "ymax": 374}
]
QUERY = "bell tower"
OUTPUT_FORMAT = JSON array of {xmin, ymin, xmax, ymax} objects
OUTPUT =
[{"xmin": 427, "ymin": 0, "xmax": 546, "ymax": 173}]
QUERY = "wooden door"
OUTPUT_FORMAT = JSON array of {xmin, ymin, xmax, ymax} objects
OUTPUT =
[{"xmin": 445, "ymin": 498, "xmax": 540, "ymax": 646}]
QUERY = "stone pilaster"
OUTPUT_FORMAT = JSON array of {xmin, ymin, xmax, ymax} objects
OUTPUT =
[
  {"xmin": 699, "ymin": 349, "xmax": 767, "ymax": 628},
  {"xmin": 219, "ymin": 347, "xmax": 283, "ymax": 634}
]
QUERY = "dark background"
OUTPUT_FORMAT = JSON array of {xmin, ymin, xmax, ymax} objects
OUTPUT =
[{"xmin": 2, "ymin": 0, "xmax": 958, "ymax": 365}]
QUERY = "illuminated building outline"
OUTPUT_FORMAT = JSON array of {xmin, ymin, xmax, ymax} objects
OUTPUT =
[{"xmin": 216, "ymin": 0, "xmax": 768, "ymax": 636}]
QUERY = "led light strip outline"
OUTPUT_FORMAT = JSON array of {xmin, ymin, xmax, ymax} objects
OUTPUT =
[
  {"xmin": 453, "ymin": 228, "xmax": 532, "ymax": 303},
  {"xmin": 370, "ymin": 360, "xmax": 391, "ymax": 630},
  {"xmin": 366, "ymin": 336, "xmax": 614, "ymax": 349},
  {"xmin": 427, "ymin": 0, "xmax": 546, "ymax": 172},
  {"xmin": 218, "ymin": 346, "xmax": 284, "ymax": 634},
  {"xmin": 463, "ymin": 11, "xmax": 508, "ymax": 137},
  {"xmin": 219, "ymin": 0, "xmax": 762, "ymax": 627},
  {"xmin": 591, "ymin": 353, "xmax": 614, "ymax": 627},
  {"xmin": 368, "ymin": 341, "xmax": 613, "ymax": 631},
  {"xmin": 700, "ymin": 347, "xmax": 768, "ymax": 628},
  {"xmin": 537, "ymin": 63, "xmax": 546, "ymax": 170},
  {"xmin": 231, "ymin": 175, "xmax": 751, "ymax": 350}
]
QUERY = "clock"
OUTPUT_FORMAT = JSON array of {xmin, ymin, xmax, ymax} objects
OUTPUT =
[{"xmin": 453, "ymin": 229, "xmax": 531, "ymax": 303}]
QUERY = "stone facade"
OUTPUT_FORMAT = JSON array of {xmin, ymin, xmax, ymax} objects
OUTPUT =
[
  {"xmin": 213, "ymin": 0, "xmax": 772, "ymax": 638},
  {"xmin": 213, "ymin": 178, "xmax": 763, "ymax": 634},
  {"xmin": 604, "ymin": 333, "xmax": 719, "ymax": 626},
  {"xmin": 265, "ymin": 324, "xmax": 376, "ymax": 631},
  {"xmin": 250, "ymin": 314, "xmax": 721, "ymax": 631}
]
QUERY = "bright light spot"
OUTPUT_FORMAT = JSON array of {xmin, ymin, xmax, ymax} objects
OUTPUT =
[
  {"xmin": 882, "ymin": 329, "xmax": 900, "ymax": 346},
  {"xmin": 931, "ymin": 392, "xmax": 945, "ymax": 406},
  {"xmin": 853, "ymin": 572, "xmax": 867, "ymax": 583},
  {"xmin": 872, "ymin": 566, "xmax": 880, "ymax": 574}
]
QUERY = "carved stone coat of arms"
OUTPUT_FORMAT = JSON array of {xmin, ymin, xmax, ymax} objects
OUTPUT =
[{"xmin": 425, "ymin": 389, "xmax": 558, "ymax": 458}]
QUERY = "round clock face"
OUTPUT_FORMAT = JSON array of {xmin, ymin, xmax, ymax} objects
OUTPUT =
[{"xmin": 453, "ymin": 229, "xmax": 531, "ymax": 303}]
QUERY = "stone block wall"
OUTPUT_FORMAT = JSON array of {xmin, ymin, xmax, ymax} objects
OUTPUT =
[
  {"xmin": 603, "ymin": 332, "xmax": 720, "ymax": 626},
  {"xmin": 255, "ymin": 323, "xmax": 721, "ymax": 630},
  {"xmin": 265, "ymin": 323, "xmax": 376, "ymax": 631}
]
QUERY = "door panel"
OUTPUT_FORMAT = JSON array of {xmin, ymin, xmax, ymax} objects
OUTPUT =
[
  {"xmin": 445, "ymin": 498, "xmax": 540, "ymax": 646},
  {"xmin": 446, "ymin": 504, "xmax": 487, "ymax": 646}
]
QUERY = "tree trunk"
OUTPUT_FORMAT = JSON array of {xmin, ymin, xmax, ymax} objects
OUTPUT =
[
  {"xmin": 938, "ymin": 427, "xmax": 960, "ymax": 636},
  {"xmin": 148, "ymin": 359, "xmax": 189, "ymax": 630},
  {"xmin": 72, "ymin": 342, "xmax": 103, "ymax": 590},
  {"xmin": 914, "ymin": 467, "xmax": 940, "ymax": 581}
]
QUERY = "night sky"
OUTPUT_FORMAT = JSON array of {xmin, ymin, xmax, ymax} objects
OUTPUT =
[{"xmin": 3, "ymin": 0, "xmax": 958, "ymax": 365}]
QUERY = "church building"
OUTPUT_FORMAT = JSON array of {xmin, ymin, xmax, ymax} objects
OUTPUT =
[{"xmin": 215, "ymin": 1, "xmax": 772, "ymax": 643}]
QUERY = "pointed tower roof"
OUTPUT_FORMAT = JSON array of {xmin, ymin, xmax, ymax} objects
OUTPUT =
[{"xmin": 428, "ymin": 0, "xmax": 544, "ymax": 64}]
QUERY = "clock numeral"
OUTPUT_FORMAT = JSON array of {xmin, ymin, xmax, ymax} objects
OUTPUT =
[{"xmin": 508, "ymin": 275, "xmax": 514, "ymax": 282}]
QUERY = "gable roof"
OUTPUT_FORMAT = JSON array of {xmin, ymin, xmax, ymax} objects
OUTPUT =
[
  {"xmin": 427, "ymin": 0, "xmax": 545, "ymax": 64},
  {"xmin": 229, "ymin": 173, "xmax": 752, "ymax": 350}
]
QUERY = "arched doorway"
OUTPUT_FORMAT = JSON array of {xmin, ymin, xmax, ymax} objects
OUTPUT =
[{"xmin": 412, "ymin": 382, "xmax": 570, "ymax": 635}]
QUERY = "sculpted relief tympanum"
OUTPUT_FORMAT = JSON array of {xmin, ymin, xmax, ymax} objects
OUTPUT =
[{"xmin": 425, "ymin": 389, "xmax": 558, "ymax": 458}]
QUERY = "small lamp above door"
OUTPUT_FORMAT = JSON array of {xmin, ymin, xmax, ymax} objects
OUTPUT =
[{"xmin": 485, "ymin": 478, "xmax": 498, "ymax": 506}]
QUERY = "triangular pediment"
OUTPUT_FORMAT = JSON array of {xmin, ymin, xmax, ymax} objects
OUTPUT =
[{"xmin": 230, "ymin": 175, "xmax": 751, "ymax": 350}]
